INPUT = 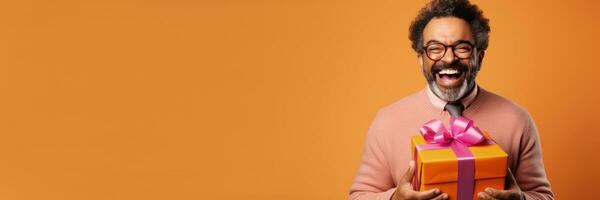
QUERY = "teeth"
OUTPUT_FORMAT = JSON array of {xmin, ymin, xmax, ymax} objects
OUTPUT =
[{"xmin": 439, "ymin": 69, "xmax": 460, "ymax": 75}]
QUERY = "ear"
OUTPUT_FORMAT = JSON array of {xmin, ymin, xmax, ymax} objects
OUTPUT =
[
  {"xmin": 479, "ymin": 50, "xmax": 485, "ymax": 60},
  {"xmin": 478, "ymin": 50, "xmax": 485, "ymax": 68},
  {"xmin": 417, "ymin": 54, "xmax": 423, "ymax": 67}
]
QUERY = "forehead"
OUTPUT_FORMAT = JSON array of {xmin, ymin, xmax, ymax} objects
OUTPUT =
[{"xmin": 422, "ymin": 17, "xmax": 475, "ymax": 45}]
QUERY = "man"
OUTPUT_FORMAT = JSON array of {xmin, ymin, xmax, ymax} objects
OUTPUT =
[{"xmin": 349, "ymin": 0, "xmax": 554, "ymax": 200}]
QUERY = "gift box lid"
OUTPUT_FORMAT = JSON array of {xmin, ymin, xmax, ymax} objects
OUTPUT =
[{"xmin": 411, "ymin": 131, "xmax": 508, "ymax": 184}]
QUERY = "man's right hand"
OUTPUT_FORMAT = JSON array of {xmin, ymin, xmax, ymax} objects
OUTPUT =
[{"xmin": 391, "ymin": 161, "xmax": 448, "ymax": 200}]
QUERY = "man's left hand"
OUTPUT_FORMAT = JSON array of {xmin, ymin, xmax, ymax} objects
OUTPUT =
[{"xmin": 477, "ymin": 168, "xmax": 524, "ymax": 200}]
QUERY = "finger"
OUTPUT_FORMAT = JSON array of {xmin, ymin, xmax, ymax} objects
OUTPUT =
[
  {"xmin": 477, "ymin": 191, "xmax": 497, "ymax": 200},
  {"xmin": 406, "ymin": 188, "xmax": 441, "ymax": 200},
  {"xmin": 506, "ymin": 168, "xmax": 519, "ymax": 190},
  {"xmin": 485, "ymin": 187, "xmax": 517, "ymax": 199},
  {"xmin": 401, "ymin": 160, "xmax": 416, "ymax": 184},
  {"xmin": 429, "ymin": 193, "xmax": 449, "ymax": 200}
]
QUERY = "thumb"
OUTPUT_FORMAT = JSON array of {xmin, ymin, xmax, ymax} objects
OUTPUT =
[
  {"xmin": 401, "ymin": 160, "xmax": 416, "ymax": 184},
  {"xmin": 506, "ymin": 168, "xmax": 519, "ymax": 190}
]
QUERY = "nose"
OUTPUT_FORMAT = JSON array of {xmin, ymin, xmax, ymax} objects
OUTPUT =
[{"xmin": 441, "ymin": 46, "xmax": 456, "ymax": 63}]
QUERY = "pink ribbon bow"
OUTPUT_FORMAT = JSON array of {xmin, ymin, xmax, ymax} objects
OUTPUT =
[
  {"xmin": 413, "ymin": 116, "xmax": 492, "ymax": 200},
  {"xmin": 419, "ymin": 116, "xmax": 485, "ymax": 145}
]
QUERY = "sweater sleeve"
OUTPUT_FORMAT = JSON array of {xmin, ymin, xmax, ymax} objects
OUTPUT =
[
  {"xmin": 349, "ymin": 110, "xmax": 397, "ymax": 200},
  {"xmin": 515, "ymin": 115, "xmax": 555, "ymax": 200}
]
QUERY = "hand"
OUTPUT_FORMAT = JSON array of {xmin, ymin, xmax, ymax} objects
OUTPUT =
[
  {"xmin": 391, "ymin": 160, "xmax": 448, "ymax": 200},
  {"xmin": 477, "ymin": 168, "xmax": 524, "ymax": 200}
]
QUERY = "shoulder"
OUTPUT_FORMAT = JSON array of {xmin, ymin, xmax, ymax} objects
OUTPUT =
[
  {"xmin": 367, "ymin": 89, "xmax": 430, "ymax": 136},
  {"xmin": 376, "ymin": 89, "xmax": 426, "ymax": 120},
  {"xmin": 477, "ymin": 87, "xmax": 533, "ymax": 128}
]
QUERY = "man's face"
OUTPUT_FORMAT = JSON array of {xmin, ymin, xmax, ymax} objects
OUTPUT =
[{"xmin": 420, "ymin": 17, "xmax": 481, "ymax": 102}]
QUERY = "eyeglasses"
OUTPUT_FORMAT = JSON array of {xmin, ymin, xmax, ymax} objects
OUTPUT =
[{"xmin": 422, "ymin": 42, "xmax": 474, "ymax": 61}]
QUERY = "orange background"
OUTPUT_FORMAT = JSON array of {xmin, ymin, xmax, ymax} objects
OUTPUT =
[{"xmin": 0, "ymin": 0, "xmax": 598, "ymax": 199}]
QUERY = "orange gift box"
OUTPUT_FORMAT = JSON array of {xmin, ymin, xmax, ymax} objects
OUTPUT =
[{"xmin": 411, "ymin": 131, "xmax": 508, "ymax": 200}]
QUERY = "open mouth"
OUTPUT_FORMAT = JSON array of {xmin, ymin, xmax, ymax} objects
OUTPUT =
[{"xmin": 435, "ymin": 68, "xmax": 465, "ymax": 88}]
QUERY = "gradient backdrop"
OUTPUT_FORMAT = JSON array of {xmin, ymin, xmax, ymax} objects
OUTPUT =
[{"xmin": 0, "ymin": 0, "xmax": 598, "ymax": 199}]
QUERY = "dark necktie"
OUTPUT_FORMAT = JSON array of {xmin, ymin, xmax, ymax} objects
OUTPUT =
[{"xmin": 444, "ymin": 102, "xmax": 464, "ymax": 117}]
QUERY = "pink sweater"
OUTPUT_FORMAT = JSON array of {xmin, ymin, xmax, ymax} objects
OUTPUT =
[{"xmin": 349, "ymin": 86, "xmax": 554, "ymax": 200}]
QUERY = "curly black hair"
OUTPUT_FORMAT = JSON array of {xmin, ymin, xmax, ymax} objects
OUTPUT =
[{"xmin": 409, "ymin": 0, "xmax": 490, "ymax": 53}]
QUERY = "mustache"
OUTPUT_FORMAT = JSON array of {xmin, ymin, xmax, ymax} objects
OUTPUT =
[{"xmin": 431, "ymin": 60, "xmax": 469, "ymax": 75}]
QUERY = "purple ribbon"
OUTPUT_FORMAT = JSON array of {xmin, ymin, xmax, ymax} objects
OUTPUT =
[{"xmin": 412, "ymin": 116, "xmax": 492, "ymax": 200}]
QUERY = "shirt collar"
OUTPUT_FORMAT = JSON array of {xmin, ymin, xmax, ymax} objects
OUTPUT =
[{"xmin": 426, "ymin": 83, "xmax": 479, "ymax": 110}]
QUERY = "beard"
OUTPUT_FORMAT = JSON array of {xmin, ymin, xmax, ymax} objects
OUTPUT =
[{"xmin": 421, "ymin": 56, "xmax": 480, "ymax": 102}]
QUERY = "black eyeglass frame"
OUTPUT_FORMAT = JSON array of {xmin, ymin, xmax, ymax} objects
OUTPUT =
[{"xmin": 421, "ymin": 41, "xmax": 475, "ymax": 61}]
